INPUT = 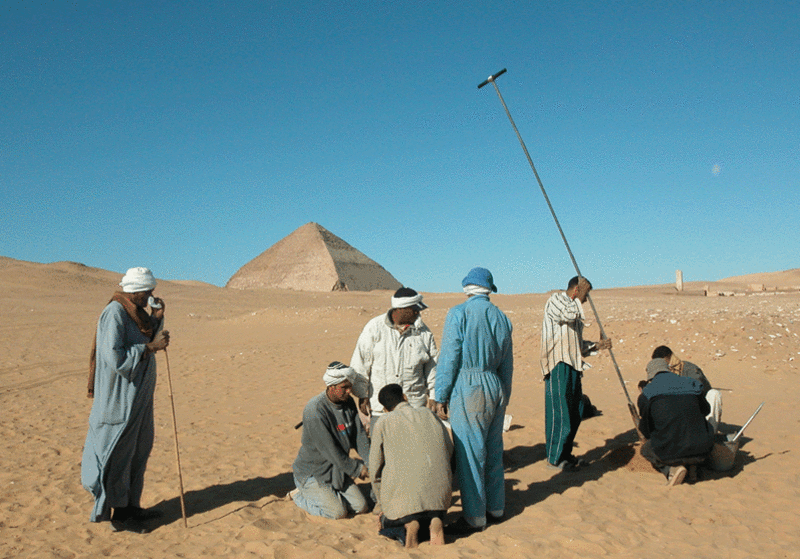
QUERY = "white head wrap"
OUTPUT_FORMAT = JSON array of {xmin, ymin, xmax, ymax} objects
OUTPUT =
[
  {"xmin": 463, "ymin": 284, "xmax": 492, "ymax": 296},
  {"xmin": 323, "ymin": 361, "xmax": 368, "ymax": 398},
  {"xmin": 119, "ymin": 267, "xmax": 157, "ymax": 293},
  {"xmin": 391, "ymin": 293, "xmax": 426, "ymax": 310}
]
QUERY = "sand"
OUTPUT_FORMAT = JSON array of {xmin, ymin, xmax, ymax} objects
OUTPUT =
[{"xmin": 1, "ymin": 257, "xmax": 799, "ymax": 558}]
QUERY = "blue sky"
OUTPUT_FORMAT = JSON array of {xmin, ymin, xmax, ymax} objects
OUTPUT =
[{"xmin": 2, "ymin": 1, "xmax": 798, "ymax": 293}]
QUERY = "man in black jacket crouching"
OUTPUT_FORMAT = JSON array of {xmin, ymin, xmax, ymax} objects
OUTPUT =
[{"xmin": 637, "ymin": 358, "xmax": 715, "ymax": 486}]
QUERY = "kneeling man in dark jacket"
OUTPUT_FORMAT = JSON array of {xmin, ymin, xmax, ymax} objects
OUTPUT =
[{"xmin": 638, "ymin": 358, "xmax": 715, "ymax": 486}]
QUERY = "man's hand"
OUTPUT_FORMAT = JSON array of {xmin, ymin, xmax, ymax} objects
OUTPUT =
[
  {"xmin": 358, "ymin": 397, "xmax": 371, "ymax": 416},
  {"xmin": 574, "ymin": 277, "xmax": 591, "ymax": 302},
  {"xmin": 595, "ymin": 337, "xmax": 612, "ymax": 351},
  {"xmin": 146, "ymin": 330, "xmax": 170, "ymax": 354},
  {"xmin": 150, "ymin": 297, "xmax": 166, "ymax": 320},
  {"xmin": 426, "ymin": 398, "xmax": 438, "ymax": 412},
  {"xmin": 434, "ymin": 402, "xmax": 448, "ymax": 421},
  {"xmin": 358, "ymin": 465, "xmax": 369, "ymax": 480}
]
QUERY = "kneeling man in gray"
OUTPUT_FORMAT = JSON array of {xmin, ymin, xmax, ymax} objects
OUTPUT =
[{"xmin": 291, "ymin": 362, "xmax": 371, "ymax": 519}]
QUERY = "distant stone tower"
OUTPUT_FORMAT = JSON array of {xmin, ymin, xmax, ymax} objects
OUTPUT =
[{"xmin": 226, "ymin": 222, "xmax": 403, "ymax": 292}]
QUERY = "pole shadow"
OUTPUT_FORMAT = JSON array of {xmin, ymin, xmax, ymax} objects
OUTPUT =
[{"xmin": 145, "ymin": 471, "xmax": 295, "ymax": 531}]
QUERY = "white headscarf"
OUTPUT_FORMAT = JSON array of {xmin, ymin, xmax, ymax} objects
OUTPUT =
[
  {"xmin": 323, "ymin": 362, "xmax": 368, "ymax": 398},
  {"xmin": 463, "ymin": 284, "xmax": 492, "ymax": 296},
  {"xmin": 391, "ymin": 293, "xmax": 426, "ymax": 310},
  {"xmin": 119, "ymin": 267, "xmax": 157, "ymax": 293}
]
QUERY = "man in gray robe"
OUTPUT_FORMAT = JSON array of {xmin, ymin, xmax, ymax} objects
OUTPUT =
[{"xmin": 81, "ymin": 267, "xmax": 170, "ymax": 533}]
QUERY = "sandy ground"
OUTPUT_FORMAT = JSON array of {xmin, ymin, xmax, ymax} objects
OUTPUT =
[{"xmin": 1, "ymin": 257, "xmax": 799, "ymax": 558}]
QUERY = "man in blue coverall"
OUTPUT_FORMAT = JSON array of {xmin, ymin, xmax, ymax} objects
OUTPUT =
[{"xmin": 435, "ymin": 267, "xmax": 513, "ymax": 535}]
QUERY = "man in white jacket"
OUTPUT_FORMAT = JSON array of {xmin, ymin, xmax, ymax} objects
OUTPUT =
[{"xmin": 351, "ymin": 287, "xmax": 438, "ymax": 432}]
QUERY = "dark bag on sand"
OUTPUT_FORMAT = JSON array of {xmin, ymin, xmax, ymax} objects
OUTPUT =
[{"xmin": 580, "ymin": 394, "xmax": 602, "ymax": 419}]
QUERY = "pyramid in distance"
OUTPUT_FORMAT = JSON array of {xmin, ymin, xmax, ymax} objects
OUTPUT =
[{"xmin": 226, "ymin": 222, "xmax": 403, "ymax": 292}]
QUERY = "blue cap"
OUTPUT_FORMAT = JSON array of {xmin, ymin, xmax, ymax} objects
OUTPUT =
[{"xmin": 461, "ymin": 267, "xmax": 497, "ymax": 292}]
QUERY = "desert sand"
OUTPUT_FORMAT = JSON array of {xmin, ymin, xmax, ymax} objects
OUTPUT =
[{"xmin": 1, "ymin": 256, "xmax": 799, "ymax": 558}]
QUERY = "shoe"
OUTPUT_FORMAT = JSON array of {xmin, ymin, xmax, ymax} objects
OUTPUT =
[
  {"xmin": 444, "ymin": 517, "xmax": 485, "ymax": 535},
  {"xmin": 111, "ymin": 507, "xmax": 134, "ymax": 522},
  {"xmin": 547, "ymin": 460, "xmax": 580, "ymax": 472},
  {"xmin": 112, "ymin": 506, "xmax": 162, "ymax": 522},
  {"xmin": 566, "ymin": 456, "xmax": 589, "ymax": 468},
  {"xmin": 486, "ymin": 513, "xmax": 504, "ymax": 525},
  {"xmin": 110, "ymin": 517, "xmax": 150, "ymax": 534},
  {"xmin": 129, "ymin": 506, "xmax": 163, "ymax": 521},
  {"xmin": 667, "ymin": 465, "xmax": 687, "ymax": 487}
]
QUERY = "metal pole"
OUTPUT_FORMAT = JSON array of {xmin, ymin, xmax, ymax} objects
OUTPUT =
[
  {"xmin": 731, "ymin": 402, "xmax": 764, "ymax": 443},
  {"xmin": 478, "ymin": 69, "xmax": 642, "ymax": 433}
]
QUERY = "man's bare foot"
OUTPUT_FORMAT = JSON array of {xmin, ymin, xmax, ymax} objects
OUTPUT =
[
  {"xmin": 404, "ymin": 520, "xmax": 420, "ymax": 548},
  {"xmin": 429, "ymin": 517, "xmax": 445, "ymax": 545}
]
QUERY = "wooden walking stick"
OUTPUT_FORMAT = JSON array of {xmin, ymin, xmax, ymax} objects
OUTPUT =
[
  {"xmin": 479, "ymin": 69, "xmax": 643, "ymax": 438},
  {"xmin": 150, "ymin": 297, "xmax": 188, "ymax": 527},
  {"xmin": 164, "ymin": 348, "xmax": 188, "ymax": 528}
]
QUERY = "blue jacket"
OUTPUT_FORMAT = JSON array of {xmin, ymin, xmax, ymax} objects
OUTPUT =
[{"xmin": 435, "ymin": 295, "xmax": 513, "ymax": 404}]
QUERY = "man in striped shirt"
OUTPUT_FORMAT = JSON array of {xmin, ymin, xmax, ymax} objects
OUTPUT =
[{"xmin": 540, "ymin": 276, "xmax": 611, "ymax": 471}]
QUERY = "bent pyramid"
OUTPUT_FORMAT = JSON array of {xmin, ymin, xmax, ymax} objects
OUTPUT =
[{"xmin": 226, "ymin": 222, "xmax": 403, "ymax": 292}]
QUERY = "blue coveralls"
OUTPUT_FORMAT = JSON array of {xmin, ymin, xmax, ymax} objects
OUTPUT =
[{"xmin": 436, "ymin": 295, "xmax": 513, "ymax": 526}]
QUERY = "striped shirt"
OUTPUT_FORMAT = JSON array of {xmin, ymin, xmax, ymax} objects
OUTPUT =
[{"xmin": 539, "ymin": 291, "xmax": 596, "ymax": 378}]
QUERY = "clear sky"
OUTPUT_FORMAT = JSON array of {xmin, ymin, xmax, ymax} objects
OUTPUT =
[{"xmin": 3, "ymin": 1, "xmax": 798, "ymax": 294}]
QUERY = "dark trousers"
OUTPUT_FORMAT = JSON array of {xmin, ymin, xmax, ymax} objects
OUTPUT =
[
  {"xmin": 641, "ymin": 440, "xmax": 708, "ymax": 478},
  {"xmin": 545, "ymin": 362, "xmax": 582, "ymax": 465}
]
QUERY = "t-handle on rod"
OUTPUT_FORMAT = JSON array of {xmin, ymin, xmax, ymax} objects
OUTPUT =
[{"xmin": 478, "ymin": 68, "xmax": 507, "ymax": 89}]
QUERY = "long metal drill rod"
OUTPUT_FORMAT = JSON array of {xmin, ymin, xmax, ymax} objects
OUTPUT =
[{"xmin": 479, "ymin": 69, "xmax": 641, "ymax": 429}]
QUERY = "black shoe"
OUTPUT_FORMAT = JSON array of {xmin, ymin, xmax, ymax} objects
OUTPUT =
[
  {"xmin": 129, "ymin": 506, "xmax": 163, "ymax": 521},
  {"xmin": 444, "ymin": 517, "xmax": 485, "ymax": 535},
  {"xmin": 111, "ymin": 517, "xmax": 150, "ymax": 534},
  {"xmin": 486, "ymin": 513, "xmax": 504, "ymax": 525},
  {"xmin": 111, "ymin": 507, "xmax": 134, "ymax": 522},
  {"xmin": 546, "ymin": 460, "xmax": 580, "ymax": 472},
  {"xmin": 565, "ymin": 455, "xmax": 589, "ymax": 468}
]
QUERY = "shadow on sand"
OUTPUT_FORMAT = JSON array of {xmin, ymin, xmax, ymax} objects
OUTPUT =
[
  {"xmin": 141, "ymin": 421, "xmax": 779, "ymax": 535},
  {"xmin": 495, "ymin": 418, "xmax": 775, "ymax": 528},
  {"xmin": 500, "ymin": 428, "xmax": 642, "ymax": 523},
  {"xmin": 145, "ymin": 471, "xmax": 295, "ymax": 531}
]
